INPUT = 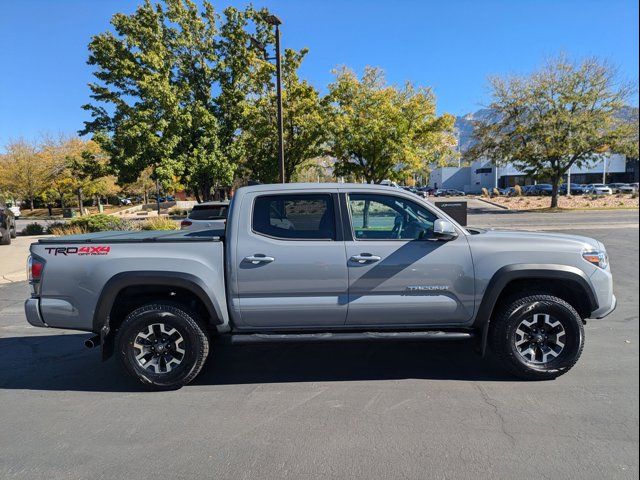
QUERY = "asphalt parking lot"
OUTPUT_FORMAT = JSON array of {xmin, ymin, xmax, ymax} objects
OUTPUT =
[{"xmin": 0, "ymin": 211, "xmax": 638, "ymax": 479}]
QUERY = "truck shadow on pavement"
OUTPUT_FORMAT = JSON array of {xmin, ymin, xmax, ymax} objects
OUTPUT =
[{"xmin": 0, "ymin": 333, "xmax": 514, "ymax": 392}]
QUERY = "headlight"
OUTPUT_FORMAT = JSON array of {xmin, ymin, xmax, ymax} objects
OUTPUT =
[{"xmin": 583, "ymin": 250, "xmax": 609, "ymax": 269}]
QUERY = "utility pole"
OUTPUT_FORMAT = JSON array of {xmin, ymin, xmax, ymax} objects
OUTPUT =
[
  {"xmin": 251, "ymin": 14, "xmax": 285, "ymax": 183},
  {"xmin": 273, "ymin": 20, "xmax": 285, "ymax": 183}
]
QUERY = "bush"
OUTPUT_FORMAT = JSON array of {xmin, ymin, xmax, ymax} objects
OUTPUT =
[
  {"xmin": 48, "ymin": 214, "xmax": 137, "ymax": 236},
  {"xmin": 21, "ymin": 223, "xmax": 45, "ymax": 236},
  {"xmin": 68, "ymin": 214, "xmax": 124, "ymax": 233},
  {"xmin": 169, "ymin": 207, "xmax": 189, "ymax": 216},
  {"xmin": 492, "ymin": 188, "xmax": 500, "ymax": 197},
  {"xmin": 481, "ymin": 188, "xmax": 489, "ymax": 198},
  {"xmin": 514, "ymin": 185, "xmax": 523, "ymax": 197},
  {"xmin": 140, "ymin": 217, "xmax": 178, "ymax": 231}
]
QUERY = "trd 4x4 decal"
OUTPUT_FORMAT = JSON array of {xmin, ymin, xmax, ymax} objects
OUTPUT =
[{"xmin": 45, "ymin": 246, "xmax": 111, "ymax": 256}]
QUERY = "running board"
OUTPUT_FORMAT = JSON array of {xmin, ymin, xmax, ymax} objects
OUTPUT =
[{"xmin": 230, "ymin": 331, "xmax": 474, "ymax": 345}]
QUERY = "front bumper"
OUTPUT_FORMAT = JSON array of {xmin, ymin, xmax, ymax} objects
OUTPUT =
[
  {"xmin": 24, "ymin": 298, "xmax": 47, "ymax": 327},
  {"xmin": 594, "ymin": 294, "xmax": 617, "ymax": 319}
]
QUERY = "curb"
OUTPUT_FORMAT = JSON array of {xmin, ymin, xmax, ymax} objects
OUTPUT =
[{"xmin": 473, "ymin": 197, "xmax": 510, "ymax": 210}]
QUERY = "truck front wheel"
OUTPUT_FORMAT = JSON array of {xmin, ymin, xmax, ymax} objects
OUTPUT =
[
  {"xmin": 490, "ymin": 294, "xmax": 585, "ymax": 380},
  {"xmin": 115, "ymin": 303, "xmax": 209, "ymax": 389}
]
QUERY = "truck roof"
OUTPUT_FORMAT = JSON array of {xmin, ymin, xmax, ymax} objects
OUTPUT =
[{"xmin": 236, "ymin": 182, "xmax": 403, "ymax": 194}]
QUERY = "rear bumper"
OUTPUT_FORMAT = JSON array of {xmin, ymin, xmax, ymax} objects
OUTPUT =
[{"xmin": 24, "ymin": 298, "xmax": 47, "ymax": 327}]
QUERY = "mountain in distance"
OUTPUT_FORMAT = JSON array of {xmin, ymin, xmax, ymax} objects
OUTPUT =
[{"xmin": 454, "ymin": 106, "xmax": 639, "ymax": 154}]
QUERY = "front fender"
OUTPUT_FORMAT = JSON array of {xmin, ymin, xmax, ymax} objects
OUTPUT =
[{"xmin": 474, "ymin": 264, "xmax": 598, "ymax": 356}]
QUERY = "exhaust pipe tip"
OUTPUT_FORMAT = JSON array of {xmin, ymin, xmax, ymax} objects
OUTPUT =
[{"xmin": 84, "ymin": 335, "xmax": 101, "ymax": 349}]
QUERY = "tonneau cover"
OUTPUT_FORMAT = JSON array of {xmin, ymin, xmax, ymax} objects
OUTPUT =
[{"xmin": 38, "ymin": 228, "xmax": 224, "ymax": 244}]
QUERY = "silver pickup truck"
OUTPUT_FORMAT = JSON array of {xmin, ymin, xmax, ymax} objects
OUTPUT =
[{"xmin": 25, "ymin": 183, "xmax": 616, "ymax": 388}]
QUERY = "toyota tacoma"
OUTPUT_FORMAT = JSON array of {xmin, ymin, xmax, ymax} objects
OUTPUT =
[{"xmin": 24, "ymin": 183, "xmax": 616, "ymax": 388}]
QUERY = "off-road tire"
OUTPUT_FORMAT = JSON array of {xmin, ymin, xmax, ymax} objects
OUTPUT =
[
  {"xmin": 115, "ymin": 303, "xmax": 209, "ymax": 389},
  {"xmin": 490, "ymin": 294, "xmax": 584, "ymax": 380},
  {"xmin": 10, "ymin": 226, "xmax": 17, "ymax": 239}
]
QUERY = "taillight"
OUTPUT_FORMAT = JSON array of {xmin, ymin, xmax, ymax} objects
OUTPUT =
[
  {"xmin": 180, "ymin": 220, "xmax": 192, "ymax": 228},
  {"xmin": 27, "ymin": 256, "xmax": 44, "ymax": 296}
]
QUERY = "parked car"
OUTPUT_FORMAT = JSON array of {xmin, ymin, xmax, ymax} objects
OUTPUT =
[
  {"xmin": 615, "ymin": 184, "xmax": 637, "ymax": 194},
  {"xmin": 584, "ymin": 184, "xmax": 613, "ymax": 195},
  {"xmin": 180, "ymin": 201, "xmax": 230, "ymax": 231},
  {"xmin": 606, "ymin": 183, "xmax": 629, "ymax": 194},
  {"xmin": 24, "ymin": 183, "xmax": 616, "ymax": 388},
  {"xmin": 529, "ymin": 184, "xmax": 554, "ymax": 196},
  {"xmin": 420, "ymin": 187, "xmax": 438, "ymax": 196},
  {"xmin": 0, "ymin": 201, "xmax": 17, "ymax": 245},
  {"xmin": 559, "ymin": 184, "xmax": 586, "ymax": 195},
  {"xmin": 621, "ymin": 184, "xmax": 636, "ymax": 193},
  {"xmin": 434, "ymin": 188, "xmax": 466, "ymax": 197},
  {"xmin": 521, "ymin": 185, "xmax": 537, "ymax": 196},
  {"xmin": 119, "ymin": 198, "xmax": 132, "ymax": 206}
]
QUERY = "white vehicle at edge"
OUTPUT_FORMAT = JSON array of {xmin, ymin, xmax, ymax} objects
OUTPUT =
[
  {"xmin": 379, "ymin": 180, "xmax": 401, "ymax": 188},
  {"xmin": 7, "ymin": 203, "xmax": 20, "ymax": 218},
  {"xmin": 584, "ymin": 184, "xmax": 613, "ymax": 195}
]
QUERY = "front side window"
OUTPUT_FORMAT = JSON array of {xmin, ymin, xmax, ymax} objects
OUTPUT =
[
  {"xmin": 252, "ymin": 194, "xmax": 336, "ymax": 240},
  {"xmin": 348, "ymin": 193, "xmax": 437, "ymax": 240}
]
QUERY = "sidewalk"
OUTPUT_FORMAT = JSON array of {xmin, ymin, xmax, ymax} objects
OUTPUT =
[{"xmin": 0, "ymin": 236, "xmax": 47, "ymax": 284}]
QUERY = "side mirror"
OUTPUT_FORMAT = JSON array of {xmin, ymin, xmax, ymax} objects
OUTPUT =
[{"xmin": 433, "ymin": 219, "xmax": 458, "ymax": 241}]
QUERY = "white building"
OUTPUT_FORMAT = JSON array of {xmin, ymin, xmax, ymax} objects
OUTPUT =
[{"xmin": 428, "ymin": 154, "xmax": 636, "ymax": 193}]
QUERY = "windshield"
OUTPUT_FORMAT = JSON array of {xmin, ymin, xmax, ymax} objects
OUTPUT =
[{"xmin": 188, "ymin": 204, "xmax": 229, "ymax": 220}]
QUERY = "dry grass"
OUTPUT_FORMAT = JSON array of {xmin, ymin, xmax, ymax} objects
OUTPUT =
[
  {"xmin": 48, "ymin": 224, "xmax": 88, "ymax": 236},
  {"xmin": 140, "ymin": 217, "xmax": 179, "ymax": 230}
]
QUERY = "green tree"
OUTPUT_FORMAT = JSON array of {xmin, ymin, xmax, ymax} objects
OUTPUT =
[
  {"xmin": 241, "ymin": 48, "xmax": 327, "ymax": 182},
  {"xmin": 467, "ymin": 56, "xmax": 639, "ymax": 208},
  {"xmin": 326, "ymin": 67, "xmax": 457, "ymax": 184},
  {"xmin": 81, "ymin": 0, "xmax": 273, "ymax": 200}
]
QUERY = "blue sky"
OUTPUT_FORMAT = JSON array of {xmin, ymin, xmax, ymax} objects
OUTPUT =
[{"xmin": 0, "ymin": 0, "xmax": 638, "ymax": 149}]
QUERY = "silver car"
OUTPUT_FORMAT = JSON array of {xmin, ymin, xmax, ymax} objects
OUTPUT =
[
  {"xmin": 180, "ymin": 201, "xmax": 229, "ymax": 231},
  {"xmin": 584, "ymin": 184, "xmax": 613, "ymax": 195}
]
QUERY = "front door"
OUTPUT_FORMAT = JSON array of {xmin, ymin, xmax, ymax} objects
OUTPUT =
[
  {"xmin": 344, "ymin": 192, "xmax": 475, "ymax": 327},
  {"xmin": 235, "ymin": 192, "xmax": 348, "ymax": 328}
]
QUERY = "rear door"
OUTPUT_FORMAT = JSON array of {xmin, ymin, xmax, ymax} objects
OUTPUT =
[
  {"xmin": 343, "ymin": 191, "xmax": 475, "ymax": 327},
  {"xmin": 234, "ymin": 191, "xmax": 349, "ymax": 328}
]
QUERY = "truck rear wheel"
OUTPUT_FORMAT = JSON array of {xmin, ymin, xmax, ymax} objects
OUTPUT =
[
  {"xmin": 490, "ymin": 294, "xmax": 584, "ymax": 380},
  {"xmin": 115, "ymin": 303, "xmax": 209, "ymax": 389}
]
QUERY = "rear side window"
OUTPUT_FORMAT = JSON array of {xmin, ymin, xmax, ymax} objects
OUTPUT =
[
  {"xmin": 252, "ymin": 194, "xmax": 336, "ymax": 240},
  {"xmin": 188, "ymin": 204, "xmax": 229, "ymax": 220}
]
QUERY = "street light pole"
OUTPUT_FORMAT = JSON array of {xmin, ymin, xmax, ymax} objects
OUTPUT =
[
  {"xmin": 258, "ymin": 14, "xmax": 286, "ymax": 184},
  {"xmin": 274, "ymin": 22, "xmax": 285, "ymax": 183}
]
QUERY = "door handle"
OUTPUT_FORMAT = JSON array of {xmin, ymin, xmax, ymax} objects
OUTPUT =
[
  {"xmin": 244, "ymin": 255, "xmax": 275, "ymax": 265},
  {"xmin": 350, "ymin": 254, "xmax": 381, "ymax": 264}
]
